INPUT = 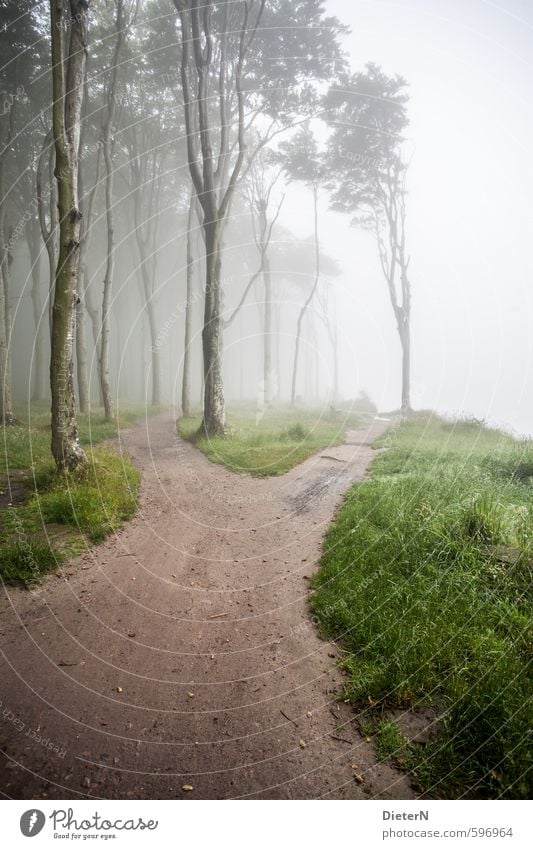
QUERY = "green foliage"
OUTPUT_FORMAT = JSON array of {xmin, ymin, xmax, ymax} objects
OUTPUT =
[
  {"xmin": 178, "ymin": 407, "xmax": 359, "ymax": 477},
  {"xmin": 281, "ymin": 422, "xmax": 310, "ymax": 441},
  {"xmin": 0, "ymin": 407, "xmax": 142, "ymax": 585},
  {"xmin": 0, "ymin": 541, "xmax": 59, "ymax": 586},
  {"xmin": 374, "ymin": 720, "xmax": 408, "ymax": 762},
  {"xmin": 311, "ymin": 417, "xmax": 533, "ymax": 798}
]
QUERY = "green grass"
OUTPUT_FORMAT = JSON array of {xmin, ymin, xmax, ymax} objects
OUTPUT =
[
  {"xmin": 374, "ymin": 719, "xmax": 409, "ymax": 762},
  {"xmin": 1, "ymin": 405, "xmax": 144, "ymax": 585},
  {"xmin": 177, "ymin": 406, "xmax": 361, "ymax": 477},
  {"xmin": 310, "ymin": 413, "xmax": 532, "ymax": 798}
]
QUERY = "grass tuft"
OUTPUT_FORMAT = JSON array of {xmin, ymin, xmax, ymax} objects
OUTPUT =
[
  {"xmin": 177, "ymin": 406, "xmax": 361, "ymax": 477},
  {"xmin": 1, "ymin": 406, "xmax": 143, "ymax": 585},
  {"xmin": 310, "ymin": 416, "xmax": 532, "ymax": 798}
]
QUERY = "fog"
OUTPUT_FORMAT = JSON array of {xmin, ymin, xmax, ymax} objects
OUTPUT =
[{"xmin": 2, "ymin": 0, "xmax": 532, "ymax": 435}]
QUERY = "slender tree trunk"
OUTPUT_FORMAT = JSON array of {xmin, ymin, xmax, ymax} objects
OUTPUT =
[
  {"xmin": 100, "ymin": 134, "xmax": 114, "ymax": 421},
  {"xmin": 75, "ymin": 280, "xmax": 89, "ymax": 412},
  {"xmin": 332, "ymin": 324, "xmax": 339, "ymax": 403},
  {"xmin": 200, "ymin": 221, "xmax": 225, "ymax": 436},
  {"xmin": 263, "ymin": 252, "xmax": 273, "ymax": 405},
  {"xmin": 0, "ymin": 199, "xmax": 14, "ymax": 425},
  {"xmin": 0, "ymin": 108, "xmax": 15, "ymax": 423},
  {"xmin": 99, "ymin": 0, "xmax": 125, "ymax": 422},
  {"xmin": 181, "ymin": 193, "xmax": 195, "ymax": 417},
  {"xmin": 49, "ymin": 0, "xmax": 89, "ymax": 471},
  {"xmin": 36, "ymin": 129, "xmax": 58, "ymax": 338},
  {"xmin": 75, "ymin": 166, "xmax": 93, "ymax": 414},
  {"xmin": 291, "ymin": 183, "xmax": 320, "ymax": 406},
  {"xmin": 399, "ymin": 315, "xmax": 411, "ymax": 414},
  {"xmin": 141, "ymin": 267, "xmax": 161, "ymax": 407},
  {"xmin": 27, "ymin": 219, "xmax": 48, "ymax": 402}
]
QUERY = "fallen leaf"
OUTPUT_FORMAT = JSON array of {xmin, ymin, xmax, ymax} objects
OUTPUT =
[
  {"xmin": 182, "ymin": 784, "xmax": 193, "ymax": 792},
  {"xmin": 187, "ymin": 692, "xmax": 194, "ymax": 698}
]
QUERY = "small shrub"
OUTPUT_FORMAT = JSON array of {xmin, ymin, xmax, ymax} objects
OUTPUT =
[{"xmin": 281, "ymin": 422, "xmax": 309, "ymax": 441}]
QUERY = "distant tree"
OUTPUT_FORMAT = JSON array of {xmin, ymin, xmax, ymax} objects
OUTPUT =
[
  {"xmin": 324, "ymin": 64, "xmax": 412, "ymax": 413},
  {"xmin": 224, "ymin": 151, "xmax": 284, "ymax": 406},
  {"xmin": 173, "ymin": 0, "xmax": 266, "ymax": 436},
  {"xmin": 100, "ymin": 0, "xmax": 138, "ymax": 421},
  {"xmin": 0, "ymin": 0, "xmax": 47, "ymax": 423},
  {"xmin": 172, "ymin": 0, "xmax": 347, "ymax": 433},
  {"xmin": 277, "ymin": 124, "xmax": 324, "ymax": 406},
  {"xmin": 49, "ymin": 0, "xmax": 91, "ymax": 470}
]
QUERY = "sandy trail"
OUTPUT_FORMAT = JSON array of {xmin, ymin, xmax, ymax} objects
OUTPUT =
[{"xmin": 0, "ymin": 413, "xmax": 414, "ymax": 800}]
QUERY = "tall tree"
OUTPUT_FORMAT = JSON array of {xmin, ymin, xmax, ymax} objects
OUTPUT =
[
  {"xmin": 173, "ymin": 0, "xmax": 266, "ymax": 436},
  {"xmin": 0, "ymin": 105, "xmax": 16, "ymax": 425},
  {"xmin": 100, "ymin": 0, "xmax": 126, "ymax": 421},
  {"xmin": 181, "ymin": 189, "xmax": 198, "ymax": 417},
  {"xmin": 324, "ymin": 64, "xmax": 412, "ymax": 412},
  {"xmin": 49, "ymin": 0, "xmax": 90, "ymax": 470},
  {"xmin": 278, "ymin": 125, "xmax": 324, "ymax": 406},
  {"xmin": 226, "ymin": 154, "xmax": 284, "ymax": 405}
]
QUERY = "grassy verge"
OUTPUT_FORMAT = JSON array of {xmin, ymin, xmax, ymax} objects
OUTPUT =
[
  {"xmin": 177, "ymin": 406, "xmax": 361, "ymax": 477},
  {"xmin": 310, "ymin": 414, "xmax": 532, "ymax": 798},
  {"xmin": 0, "ymin": 405, "xmax": 145, "ymax": 585}
]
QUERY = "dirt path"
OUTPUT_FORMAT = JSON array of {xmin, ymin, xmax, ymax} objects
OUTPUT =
[{"xmin": 0, "ymin": 413, "xmax": 415, "ymax": 800}]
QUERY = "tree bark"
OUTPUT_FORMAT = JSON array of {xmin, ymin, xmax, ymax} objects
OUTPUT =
[
  {"xmin": 49, "ymin": 0, "xmax": 89, "ymax": 471},
  {"xmin": 201, "ymin": 220, "xmax": 225, "ymax": 435},
  {"xmin": 36, "ymin": 129, "xmax": 58, "ymax": 338},
  {"xmin": 27, "ymin": 217, "xmax": 48, "ymax": 402},
  {"xmin": 399, "ymin": 307, "xmax": 411, "ymax": 414},
  {"xmin": 0, "ymin": 195, "xmax": 14, "ymax": 425},
  {"xmin": 181, "ymin": 191, "xmax": 195, "ymax": 417},
  {"xmin": 100, "ymin": 0, "xmax": 125, "ymax": 422},
  {"xmin": 263, "ymin": 249, "xmax": 273, "ymax": 405},
  {"xmin": 175, "ymin": 0, "xmax": 265, "ymax": 436},
  {"xmin": 0, "ymin": 88, "xmax": 17, "ymax": 423}
]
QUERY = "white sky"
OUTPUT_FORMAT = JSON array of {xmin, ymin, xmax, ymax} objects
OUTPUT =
[{"xmin": 279, "ymin": 0, "xmax": 533, "ymax": 435}]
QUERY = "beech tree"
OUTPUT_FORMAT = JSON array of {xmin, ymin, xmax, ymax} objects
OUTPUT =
[
  {"xmin": 100, "ymin": 0, "xmax": 137, "ymax": 421},
  {"xmin": 278, "ymin": 125, "xmax": 324, "ymax": 406},
  {"xmin": 324, "ymin": 64, "xmax": 412, "ymax": 413},
  {"xmin": 173, "ymin": 0, "xmax": 266, "ymax": 435},
  {"xmin": 49, "ymin": 0, "xmax": 90, "ymax": 470}
]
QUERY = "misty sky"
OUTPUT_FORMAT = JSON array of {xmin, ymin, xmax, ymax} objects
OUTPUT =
[{"xmin": 279, "ymin": 0, "xmax": 533, "ymax": 435}]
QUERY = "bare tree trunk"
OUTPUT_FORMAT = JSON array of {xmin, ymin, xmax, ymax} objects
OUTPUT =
[
  {"xmin": 36, "ymin": 129, "xmax": 58, "ymax": 338},
  {"xmin": 0, "ymin": 94, "xmax": 16, "ymax": 423},
  {"xmin": 75, "ymin": 161, "xmax": 95, "ymax": 414},
  {"xmin": 27, "ymin": 217, "xmax": 48, "ymax": 402},
  {"xmin": 49, "ymin": 0, "xmax": 89, "ymax": 471},
  {"xmin": 201, "ymin": 221, "xmax": 225, "ymax": 435},
  {"xmin": 75, "ymin": 86, "xmax": 100, "ymax": 414},
  {"xmin": 263, "ymin": 251, "xmax": 273, "ymax": 404},
  {"xmin": 332, "ymin": 324, "xmax": 339, "ymax": 403},
  {"xmin": 100, "ymin": 130, "xmax": 115, "ymax": 421},
  {"xmin": 175, "ymin": 0, "xmax": 265, "ymax": 435},
  {"xmin": 100, "ymin": 0, "xmax": 126, "ymax": 422},
  {"xmin": 291, "ymin": 183, "xmax": 320, "ymax": 406},
  {"xmin": 399, "ymin": 312, "xmax": 411, "ymax": 414},
  {"xmin": 181, "ymin": 192, "xmax": 195, "ymax": 416},
  {"xmin": 138, "ymin": 262, "xmax": 161, "ymax": 407},
  {"xmin": 0, "ymin": 195, "xmax": 14, "ymax": 425},
  {"xmin": 75, "ymin": 279, "xmax": 89, "ymax": 412}
]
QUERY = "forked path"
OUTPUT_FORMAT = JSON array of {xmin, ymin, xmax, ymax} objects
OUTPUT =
[{"xmin": 0, "ymin": 413, "xmax": 415, "ymax": 800}]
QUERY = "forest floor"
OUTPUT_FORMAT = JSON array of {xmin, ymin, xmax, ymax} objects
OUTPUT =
[{"xmin": 0, "ymin": 411, "xmax": 415, "ymax": 800}]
